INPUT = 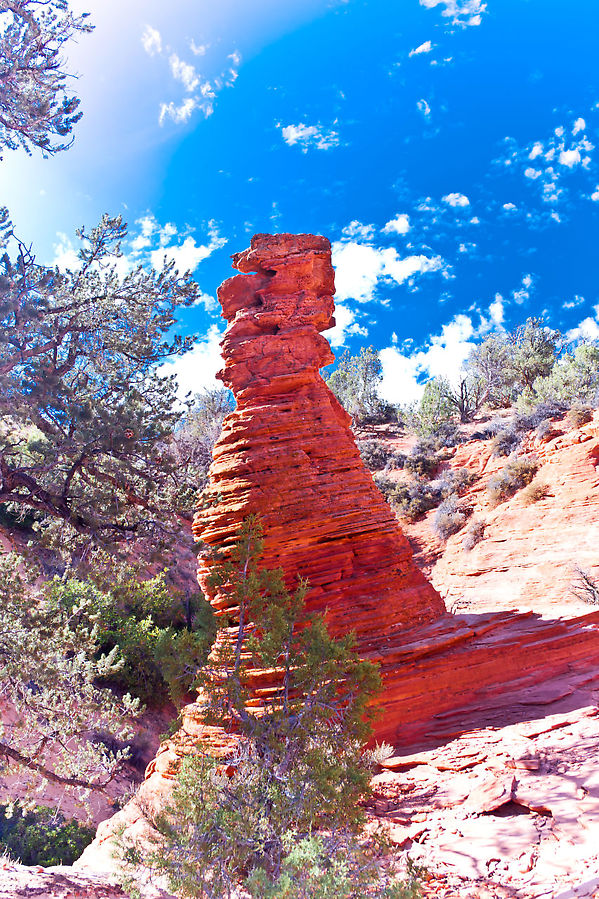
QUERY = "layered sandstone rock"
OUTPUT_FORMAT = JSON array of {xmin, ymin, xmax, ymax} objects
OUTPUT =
[
  {"xmin": 193, "ymin": 233, "xmax": 445, "ymax": 642},
  {"xmin": 77, "ymin": 233, "xmax": 599, "ymax": 878}
]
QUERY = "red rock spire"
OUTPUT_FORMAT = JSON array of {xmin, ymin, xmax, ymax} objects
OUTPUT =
[{"xmin": 193, "ymin": 233, "xmax": 445, "ymax": 646}]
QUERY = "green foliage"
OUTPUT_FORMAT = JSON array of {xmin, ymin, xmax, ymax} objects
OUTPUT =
[
  {"xmin": 386, "ymin": 467, "xmax": 473, "ymax": 522},
  {"xmin": 130, "ymin": 518, "xmax": 394, "ymax": 898},
  {"xmin": 486, "ymin": 455, "xmax": 538, "ymax": 505},
  {"xmin": 48, "ymin": 572, "xmax": 215, "ymax": 704},
  {"xmin": 174, "ymin": 389, "xmax": 235, "ymax": 497},
  {"xmin": 412, "ymin": 378, "xmax": 456, "ymax": 436},
  {"xmin": 0, "ymin": 803, "xmax": 94, "ymax": 866},
  {"xmin": 520, "ymin": 480, "xmax": 550, "ymax": 505},
  {"xmin": 326, "ymin": 347, "xmax": 394, "ymax": 425},
  {"xmin": 0, "ymin": 214, "xmax": 204, "ymax": 561},
  {"xmin": 404, "ymin": 443, "xmax": 440, "ymax": 479},
  {"xmin": 0, "ymin": 554, "xmax": 139, "ymax": 795},
  {"xmin": 246, "ymin": 835, "xmax": 424, "ymax": 899},
  {"xmin": 527, "ymin": 343, "xmax": 599, "ymax": 409},
  {"xmin": 466, "ymin": 318, "xmax": 563, "ymax": 408},
  {"xmin": 0, "ymin": 0, "xmax": 93, "ymax": 159}
]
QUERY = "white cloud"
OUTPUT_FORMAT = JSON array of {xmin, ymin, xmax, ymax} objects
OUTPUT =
[
  {"xmin": 419, "ymin": 0, "xmax": 487, "ymax": 27},
  {"xmin": 159, "ymin": 97, "xmax": 199, "ymax": 126},
  {"xmin": 500, "ymin": 112, "xmax": 596, "ymax": 208},
  {"xmin": 566, "ymin": 316, "xmax": 599, "ymax": 342},
  {"xmin": 382, "ymin": 213, "xmax": 411, "ymax": 235},
  {"xmin": 380, "ymin": 313, "xmax": 478, "ymax": 404},
  {"xmin": 160, "ymin": 325, "xmax": 225, "ymax": 402},
  {"xmin": 53, "ymin": 233, "xmax": 81, "ymax": 271},
  {"xmin": 150, "ymin": 224, "xmax": 227, "ymax": 273},
  {"xmin": 559, "ymin": 148, "xmax": 581, "ymax": 168},
  {"xmin": 417, "ymin": 98, "xmax": 431, "ymax": 118},
  {"xmin": 489, "ymin": 294, "xmax": 504, "ymax": 326},
  {"xmin": 591, "ymin": 187, "xmax": 599, "ymax": 201},
  {"xmin": 442, "ymin": 192, "xmax": 470, "ymax": 207},
  {"xmin": 280, "ymin": 122, "xmax": 340, "ymax": 152},
  {"xmin": 141, "ymin": 25, "xmax": 162, "ymax": 57},
  {"xmin": 341, "ymin": 221, "xmax": 375, "ymax": 241},
  {"xmin": 332, "ymin": 241, "xmax": 443, "ymax": 304},
  {"xmin": 190, "ymin": 40, "xmax": 209, "ymax": 56},
  {"xmin": 145, "ymin": 35, "xmax": 241, "ymax": 125},
  {"xmin": 563, "ymin": 295, "xmax": 585, "ymax": 310},
  {"xmin": 512, "ymin": 272, "xmax": 534, "ymax": 305},
  {"xmin": 323, "ymin": 305, "xmax": 369, "ymax": 348},
  {"xmin": 502, "ymin": 202, "xmax": 517, "ymax": 211},
  {"xmin": 410, "ymin": 40, "xmax": 433, "ymax": 56},
  {"xmin": 169, "ymin": 53, "xmax": 200, "ymax": 92},
  {"xmin": 528, "ymin": 142, "xmax": 544, "ymax": 160}
]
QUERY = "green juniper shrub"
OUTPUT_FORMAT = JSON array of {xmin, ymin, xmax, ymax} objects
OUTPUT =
[
  {"xmin": 48, "ymin": 573, "xmax": 215, "ymax": 704},
  {"xmin": 0, "ymin": 803, "xmax": 95, "ymax": 867},
  {"xmin": 373, "ymin": 472, "xmax": 397, "ymax": 499},
  {"xmin": 432, "ymin": 494, "xmax": 469, "ymax": 541},
  {"xmin": 534, "ymin": 418, "xmax": 558, "ymax": 442},
  {"xmin": 0, "ymin": 555, "xmax": 139, "ymax": 795},
  {"xmin": 389, "ymin": 467, "xmax": 473, "ymax": 522},
  {"xmin": 390, "ymin": 481, "xmax": 443, "ymax": 521},
  {"xmin": 490, "ymin": 426, "xmax": 522, "ymax": 458},
  {"xmin": 486, "ymin": 455, "xmax": 538, "ymax": 506},
  {"xmin": 121, "ymin": 518, "xmax": 421, "ymax": 899}
]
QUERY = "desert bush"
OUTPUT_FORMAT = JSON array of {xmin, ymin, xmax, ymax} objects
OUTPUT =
[
  {"xmin": 520, "ymin": 481, "xmax": 550, "ymax": 505},
  {"xmin": 385, "ymin": 451, "xmax": 406, "ymax": 471},
  {"xmin": 486, "ymin": 455, "xmax": 538, "ymax": 505},
  {"xmin": 0, "ymin": 804, "xmax": 94, "ymax": 867},
  {"xmin": 364, "ymin": 742, "xmax": 395, "ymax": 768},
  {"xmin": 432, "ymin": 494, "xmax": 469, "ymax": 540},
  {"xmin": 463, "ymin": 519, "xmax": 486, "ymax": 551},
  {"xmin": 490, "ymin": 426, "xmax": 521, "ymax": 457},
  {"xmin": 405, "ymin": 443, "xmax": 439, "ymax": 479},
  {"xmin": 390, "ymin": 482, "xmax": 443, "ymax": 520},
  {"xmin": 358, "ymin": 440, "xmax": 392, "ymax": 471},
  {"xmin": 566, "ymin": 404, "xmax": 593, "ymax": 428},
  {"xmin": 570, "ymin": 566, "xmax": 599, "ymax": 605},
  {"xmin": 534, "ymin": 418, "xmax": 557, "ymax": 441}
]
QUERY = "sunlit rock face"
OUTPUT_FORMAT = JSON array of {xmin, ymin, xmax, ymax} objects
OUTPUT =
[
  {"xmin": 76, "ymin": 234, "xmax": 599, "ymax": 876},
  {"xmin": 193, "ymin": 232, "xmax": 445, "ymax": 648}
]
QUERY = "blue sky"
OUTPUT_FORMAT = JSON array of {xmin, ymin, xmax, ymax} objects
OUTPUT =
[{"xmin": 2, "ymin": 0, "xmax": 599, "ymax": 402}]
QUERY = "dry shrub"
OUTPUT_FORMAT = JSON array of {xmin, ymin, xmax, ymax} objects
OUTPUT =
[
  {"xmin": 520, "ymin": 481, "xmax": 550, "ymax": 505},
  {"xmin": 463, "ymin": 519, "xmax": 485, "ymax": 551},
  {"xmin": 486, "ymin": 455, "xmax": 538, "ymax": 506},
  {"xmin": 432, "ymin": 494, "xmax": 469, "ymax": 540},
  {"xmin": 566, "ymin": 405, "xmax": 593, "ymax": 429}
]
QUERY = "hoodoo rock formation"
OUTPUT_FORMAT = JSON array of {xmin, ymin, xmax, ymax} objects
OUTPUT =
[
  {"xmin": 77, "ymin": 233, "xmax": 599, "ymax": 876},
  {"xmin": 194, "ymin": 233, "xmax": 445, "ymax": 642}
]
